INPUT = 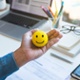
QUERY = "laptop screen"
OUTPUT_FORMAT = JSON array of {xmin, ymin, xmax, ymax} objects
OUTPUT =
[{"xmin": 11, "ymin": 0, "xmax": 52, "ymax": 18}]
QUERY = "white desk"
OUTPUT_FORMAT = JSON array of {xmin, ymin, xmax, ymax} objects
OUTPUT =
[{"xmin": 0, "ymin": 4, "xmax": 80, "ymax": 80}]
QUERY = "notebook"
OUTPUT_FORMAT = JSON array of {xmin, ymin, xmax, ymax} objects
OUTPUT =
[{"xmin": 0, "ymin": 0, "xmax": 53, "ymax": 41}]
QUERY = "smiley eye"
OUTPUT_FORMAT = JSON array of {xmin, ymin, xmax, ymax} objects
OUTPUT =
[
  {"xmin": 42, "ymin": 35, "xmax": 44, "ymax": 37},
  {"xmin": 36, "ymin": 35, "xmax": 38, "ymax": 38}
]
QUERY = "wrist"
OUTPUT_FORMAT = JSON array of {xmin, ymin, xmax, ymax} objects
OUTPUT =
[{"xmin": 13, "ymin": 47, "xmax": 28, "ymax": 67}]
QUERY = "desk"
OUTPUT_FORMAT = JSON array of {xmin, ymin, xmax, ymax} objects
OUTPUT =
[{"xmin": 0, "ymin": 4, "xmax": 80, "ymax": 80}]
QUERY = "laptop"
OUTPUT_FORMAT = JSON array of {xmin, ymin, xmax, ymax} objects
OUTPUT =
[{"xmin": 0, "ymin": 0, "xmax": 53, "ymax": 41}]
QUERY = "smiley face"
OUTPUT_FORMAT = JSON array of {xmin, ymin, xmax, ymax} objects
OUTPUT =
[{"xmin": 32, "ymin": 30, "xmax": 48, "ymax": 47}]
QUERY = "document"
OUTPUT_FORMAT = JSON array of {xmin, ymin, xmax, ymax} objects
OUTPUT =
[{"xmin": 6, "ymin": 55, "xmax": 70, "ymax": 80}]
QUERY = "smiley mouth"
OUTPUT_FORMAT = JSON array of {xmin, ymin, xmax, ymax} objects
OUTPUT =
[{"xmin": 36, "ymin": 41, "xmax": 44, "ymax": 44}]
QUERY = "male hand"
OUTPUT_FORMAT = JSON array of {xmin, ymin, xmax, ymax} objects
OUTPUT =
[
  {"xmin": 21, "ymin": 30, "xmax": 62, "ymax": 61},
  {"xmin": 14, "ymin": 29, "xmax": 62, "ymax": 67}
]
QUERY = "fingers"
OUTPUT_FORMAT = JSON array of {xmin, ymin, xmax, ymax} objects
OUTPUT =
[
  {"xmin": 47, "ymin": 29, "xmax": 56, "ymax": 37},
  {"xmin": 47, "ymin": 29, "xmax": 62, "ymax": 40},
  {"xmin": 31, "ymin": 29, "xmax": 37, "ymax": 34},
  {"xmin": 45, "ymin": 29, "xmax": 63, "ymax": 49},
  {"xmin": 46, "ymin": 38, "xmax": 59, "ymax": 49}
]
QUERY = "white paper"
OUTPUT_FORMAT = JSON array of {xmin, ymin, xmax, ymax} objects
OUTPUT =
[{"xmin": 6, "ymin": 55, "xmax": 70, "ymax": 80}]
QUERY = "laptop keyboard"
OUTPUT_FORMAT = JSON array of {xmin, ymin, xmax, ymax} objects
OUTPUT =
[{"xmin": 1, "ymin": 13, "xmax": 39, "ymax": 28}]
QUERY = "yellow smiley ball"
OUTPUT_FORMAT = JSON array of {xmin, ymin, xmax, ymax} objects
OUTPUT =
[{"xmin": 32, "ymin": 30, "xmax": 48, "ymax": 47}]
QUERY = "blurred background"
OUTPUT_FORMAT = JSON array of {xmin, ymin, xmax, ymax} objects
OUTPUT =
[
  {"xmin": 63, "ymin": 0, "xmax": 80, "ymax": 26},
  {"xmin": 6, "ymin": 0, "xmax": 12, "ymax": 4},
  {"xmin": 51, "ymin": 0, "xmax": 80, "ymax": 26},
  {"xmin": 6, "ymin": 0, "xmax": 80, "ymax": 26}
]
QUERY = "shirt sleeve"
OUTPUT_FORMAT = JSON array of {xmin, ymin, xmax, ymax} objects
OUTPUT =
[{"xmin": 0, "ymin": 52, "xmax": 19, "ymax": 80}]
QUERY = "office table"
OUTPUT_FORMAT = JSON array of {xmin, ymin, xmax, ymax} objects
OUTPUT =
[{"xmin": 0, "ymin": 4, "xmax": 80, "ymax": 80}]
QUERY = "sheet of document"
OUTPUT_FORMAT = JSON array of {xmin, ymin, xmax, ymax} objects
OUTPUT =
[{"xmin": 6, "ymin": 55, "xmax": 70, "ymax": 80}]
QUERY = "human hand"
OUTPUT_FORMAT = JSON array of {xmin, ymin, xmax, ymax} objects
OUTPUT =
[
  {"xmin": 14, "ymin": 29, "xmax": 62, "ymax": 67},
  {"xmin": 21, "ymin": 29, "xmax": 62, "ymax": 60}
]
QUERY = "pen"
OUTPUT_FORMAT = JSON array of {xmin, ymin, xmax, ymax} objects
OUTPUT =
[
  {"xmin": 58, "ymin": 1, "xmax": 64, "ymax": 16},
  {"xmin": 51, "ymin": 53, "xmax": 72, "ymax": 63},
  {"xmin": 41, "ymin": 6, "xmax": 53, "ymax": 18},
  {"xmin": 48, "ymin": 6, "xmax": 55, "ymax": 17},
  {"xmin": 54, "ymin": 0, "xmax": 58, "ymax": 18}
]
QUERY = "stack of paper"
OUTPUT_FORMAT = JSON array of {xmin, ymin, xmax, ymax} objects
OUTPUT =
[
  {"xmin": 58, "ymin": 33, "xmax": 80, "ymax": 50},
  {"xmin": 51, "ymin": 33, "xmax": 80, "ymax": 57}
]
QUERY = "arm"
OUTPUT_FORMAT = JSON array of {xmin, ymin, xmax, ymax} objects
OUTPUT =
[{"xmin": 0, "ymin": 52, "xmax": 19, "ymax": 80}]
